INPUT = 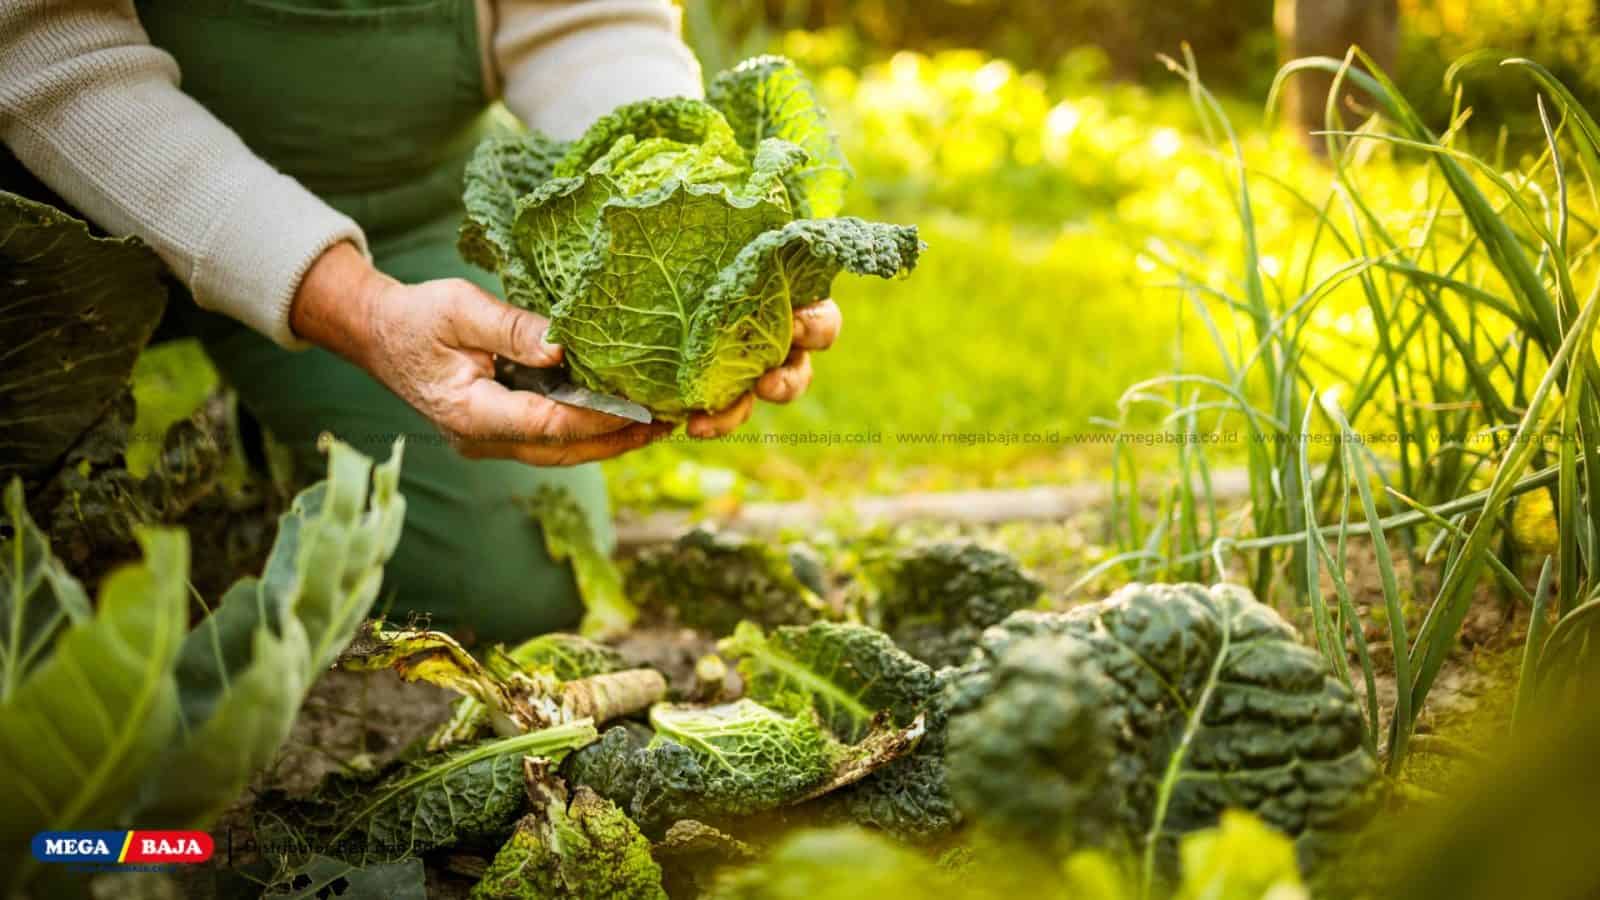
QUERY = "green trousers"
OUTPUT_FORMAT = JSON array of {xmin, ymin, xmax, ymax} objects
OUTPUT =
[{"xmin": 136, "ymin": 0, "xmax": 613, "ymax": 642}]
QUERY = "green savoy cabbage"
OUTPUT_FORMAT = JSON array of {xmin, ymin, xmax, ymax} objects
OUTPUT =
[{"xmin": 460, "ymin": 56, "xmax": 923, "ymax": 419}]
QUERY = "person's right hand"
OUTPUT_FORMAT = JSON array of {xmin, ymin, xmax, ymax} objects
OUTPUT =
[{"xmin": 290, "ymin": 242, "xmax": 669, "ymax": 465}]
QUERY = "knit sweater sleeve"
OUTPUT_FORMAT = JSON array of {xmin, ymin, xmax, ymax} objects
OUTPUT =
[
  {"xmin": 490, "ymin": 0, "xmax": 705, "ymax": 141},
  {"xmin": 0, "ymin": 0, "xmax": 367, "ymax": 348}
]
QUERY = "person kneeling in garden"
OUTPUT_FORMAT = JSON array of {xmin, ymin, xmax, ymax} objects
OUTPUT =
[{"xmin": 1, "ymin": 0, "xmax": 843, "ymax": 641}]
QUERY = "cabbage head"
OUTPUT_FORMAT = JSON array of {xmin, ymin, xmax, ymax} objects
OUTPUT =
[{"xmin": 460, "ymin": 56, "xmax": 922, "ymax": 419}]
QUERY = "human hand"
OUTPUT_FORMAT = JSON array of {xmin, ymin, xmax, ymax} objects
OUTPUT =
[
  {"xmin": 684, "ymin": 299, "xmax": 844, "ymax": 439},
  {"xmin": 290, "ymin": 243, "xmax": 669, "ymax": 464}
]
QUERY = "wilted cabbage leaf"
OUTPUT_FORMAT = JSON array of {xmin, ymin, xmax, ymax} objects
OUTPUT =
[
  {"xmin": 429, "ymin": 632, "xmax": 631, "ymax": 751},
  {"xmin": 472, "ymin": 758, "xmax": 665, "ymax": 900},
  {"xmin": 0, "ymin": 191, "xmax": 169, "ymax": 484},
  {"xmin": 337, "ymin": 620, "xmax": 664, "ymax": 741},
  {"xmin": 460, "ymin": 56, "xmax": 922, "ymax": 419}
]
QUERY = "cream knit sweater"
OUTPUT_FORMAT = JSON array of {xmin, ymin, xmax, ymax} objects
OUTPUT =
[{"xmin": 0, "ymin": 1, "xmax": 703, "ymax": 347}]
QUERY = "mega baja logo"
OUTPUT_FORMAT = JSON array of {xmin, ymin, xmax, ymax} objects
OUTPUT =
[{"xmin": 31, "ymin": 830, "xmax": 213, "ymax": 866}]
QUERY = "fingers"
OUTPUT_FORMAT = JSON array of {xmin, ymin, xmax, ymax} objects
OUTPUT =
[
  {"xmin": 686, "ymin": 391, "xmax": 756, "ymax": 439},
  {"xmin": 452, "ymin": 378, "xmax": 639, "ymax": 445},
  {"xmin": 444, "ymin": 281, "xmax": 563, "ymax": 367},
  {"xmin": 755, "ymin": 348, "xmax": 812, "ymax": 404},
  {"xmin": 461, "ymin": 421, "xmax": 670, "ymax": 466},
  {"xmin": 791, "ymin": 298, "xmax": 841, "ymax": 351}
]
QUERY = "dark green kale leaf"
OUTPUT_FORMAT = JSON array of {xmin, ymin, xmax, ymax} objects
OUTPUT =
[
  {"xmin": 627, "ymin": 528, "xmax": 827, "ymax": 634},
  {"xmin": 866, "ymin": 541, "xmax": 1043, "ymax": 668},
  {"xmin": 945, "ymin": 634, "xmax": 1119, "ymax": 857},
  {"xmin": 257, "ymin": 726, "xmax": 597, "ymax": 864},
  {"xmin": 958, "ymin": 583, "xmax": 1377, "ymax": 867}
]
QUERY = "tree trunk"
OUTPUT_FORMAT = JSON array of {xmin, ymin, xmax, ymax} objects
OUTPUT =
[{"xmin": 1275, "ymin": 0, "xmax": 1400, "ymax": 154}]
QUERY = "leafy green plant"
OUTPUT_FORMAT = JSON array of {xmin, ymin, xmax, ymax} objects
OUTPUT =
[
  {"xmin": 718, "ymin": 620, "xmax": 957, "ymax": 840},
  {"xmin": 0, "ymin": 439, "xmax": 405, "ymax": 895},
  {"xmin": 1091, "ymin": 47, "xmax": 1600, "ymax": 774},
  {"xmin": 258, "ymin": 725, "xmax": 599, "ymax": 866},
  {"xmin": 628, "ymin": 527, "xmax": 828, "ymax": 633},
  {"xmin": 860, "ymin": 540, "xmax": 1043, "ymax": 667},
  {"xmin": 473, "ymin": 758, "xmax": 665, "ymax": 899},
  {"xmin": 951, "ymin": 583, "xmax": 1375, "ymax": 886},
  {"xmin": 460, "ymin": 56, "xmax": 922, "ymax": 420},
  {"xmin": 565, "ymin": 696, "xmax": 923, "ymax": 836}
]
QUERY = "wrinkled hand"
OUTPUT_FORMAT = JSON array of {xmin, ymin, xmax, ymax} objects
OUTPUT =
[
  {"xmin": 685, "ymin": 299, "xmax": 843, "ymax": 439},
  {"xmin": 291, "ymin": 243, "xmax": 668, "ymax": 465}
]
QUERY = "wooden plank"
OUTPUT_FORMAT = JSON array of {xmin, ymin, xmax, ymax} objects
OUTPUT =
[{"xmin": 614, "ymin": 468, "xmax": 1254, "ymax": 549}]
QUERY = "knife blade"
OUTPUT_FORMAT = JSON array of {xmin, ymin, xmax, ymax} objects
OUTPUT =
[{"xmin": 494, "ymin": 358, "xmax": 654, "ymax": 424}]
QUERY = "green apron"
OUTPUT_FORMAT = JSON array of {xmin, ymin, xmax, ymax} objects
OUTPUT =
[{"xmin": 136, "ymin": 0, "xmax": 611, "ymax": 641}]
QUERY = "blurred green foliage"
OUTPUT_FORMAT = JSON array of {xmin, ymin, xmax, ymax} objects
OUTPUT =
[
  {"xmin": 1397, "ymin": 0, "xmax": 1600, "ymax": 139},
  {"xmin": 677, "ymin": 0, "xmax": 1277, "ymax": 90},
  {"xmin": 679, "ymin": 0, "xmax": 1600, "ymax": 137}
]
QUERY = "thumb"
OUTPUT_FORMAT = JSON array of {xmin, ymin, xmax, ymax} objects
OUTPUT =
[{"xmin": 448, "ymin": 282, "xmax": 563, "ymax": 368}]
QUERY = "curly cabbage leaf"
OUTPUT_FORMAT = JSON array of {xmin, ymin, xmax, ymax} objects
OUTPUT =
[
  {"xmin": 627, "ymin": 527, "xmax": 827, "ymax": 633},
  {"xmin": 865, "ymin": 541, "xmax": 1043, "ymax": 667},
  {"xmin": 946, "ymin": 634, "xmax": 1119, "ymax": 855},
  {"xmin": 563, "ymin": 697, "xmax": 921, "ymax": 836},
  {"xmin": 459, "ymin": 132, "xmax": 570, "ymax": 313},
  {"xmin": 460, "ymin": 57, "xmax": 922, "ymax": 419},
  {"xmin": 498, "ymin": 632, "xmax": 628, "ymax": 680},
  {"xmin": 963, "ymin": 583, "xmax": 1377, "ymax": 866},
  {"xmin": 259, "ymin": 725, "xmax": 598, "ymax": 865},
  {"xmin": 720, "ymin": 622, "xmax": 957, "ymax": 840},
  {"xmin": 707, "ymin": 55, "xmax": 851, "ymax": 218},
  {"xmin": 471, "ymin": 758, "xmax": 664, "ymax": 900}
]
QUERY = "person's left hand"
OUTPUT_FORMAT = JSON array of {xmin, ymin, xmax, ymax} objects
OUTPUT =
[{"xmin": 685, "ymin": 299, "xmax": 843, "ymax": 439}]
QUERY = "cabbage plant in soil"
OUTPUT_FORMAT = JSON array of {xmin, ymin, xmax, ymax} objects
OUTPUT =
[{"xmin": 459, "ymin": 56, "xmax": 923, "ymax": 420}]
